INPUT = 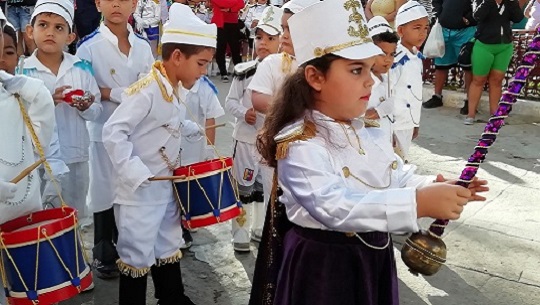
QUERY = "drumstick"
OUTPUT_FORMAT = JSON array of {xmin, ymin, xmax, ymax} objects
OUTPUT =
[
  {"xmin": 10, "ymin": 158, "xmax": 46, "ymax": 183},
  {"xmin": 205, "ymin": 123, "xmax": 226, "ymax": 130},
  {"xmin": 149, "ymin": 175, "xmax": 187, "ymax": 181}
]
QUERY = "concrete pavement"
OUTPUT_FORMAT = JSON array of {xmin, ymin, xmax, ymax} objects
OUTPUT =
[{"xmin": 62, "ymin": 79, "xmax": 540, "ymax": 305}]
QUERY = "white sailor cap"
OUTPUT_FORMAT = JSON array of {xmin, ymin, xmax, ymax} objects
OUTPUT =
[
  {"xmin": 395, "ymin": 1, "xmax": 428, "ymax": 27},
  {"xmin": 32, "ymin": 0, "xmax": 75, "ymax": 30},
  {"xmin": 162, "ymin": 3, "xmax": 217, "ymax": 48},
  {"xmin": 289, "ymin": 0, "xmax": 382, "ymax": 66},
  {"xmin": 282, "ymin": 0, "xmax": 320, "ymax": 14},
  {"xmin": 367, "ymin": 16, "xmax": 393, "ymax": 38},
  {"xmin": 255, "ymin": 6, "xmax": 284, "ymax": 36}
]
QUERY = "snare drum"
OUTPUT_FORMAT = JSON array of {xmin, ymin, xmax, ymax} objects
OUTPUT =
[
  {"xmin": 173, "ymin": 157, "xmax": 242, "ymax": 229},
  {"xmin": 0, "ymin": 207, "xmax": 93, "ymax": 305}
]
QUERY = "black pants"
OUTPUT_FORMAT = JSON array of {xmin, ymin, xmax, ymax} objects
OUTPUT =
[
  {"xmin": 216, "ymin": 22, "xmax": 242, "ymax": 76},
  {"xmin": 74, "ymin": 8, "xmax": 101, "ymax": 39},
  {"xmin": 92, "ymin": 207, "xmax": 119, "ymax": 265}
]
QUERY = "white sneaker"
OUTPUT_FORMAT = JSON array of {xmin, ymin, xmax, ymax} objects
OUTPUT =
[
  {"xmin": 251, "ymin": 229, "xmax": 263, "ymax": 242},
  {"xmin": 463, "ymin": 117, "xmax": 475, "ymax": 125}
]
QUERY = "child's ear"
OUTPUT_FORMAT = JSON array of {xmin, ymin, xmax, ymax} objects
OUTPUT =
[
  {"xmin": 67, "ymin": 31, "xmax": 77, "ymax": 45},
  {"xmin": 396, "ymin": 25, "xmax": 404, "ymax": 38},
  {"xmin": 25, "ymin": 25, "xmax": 34, "ymax": 40},
  {"xmin": 95, "ymin": 0, "xmax": 101, "ymax": 12},
  {"xmin": 304, "ymin": 65, "xmax": 324, "ymax": 92}
]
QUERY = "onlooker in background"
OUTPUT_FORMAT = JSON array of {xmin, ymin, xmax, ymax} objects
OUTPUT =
[
  {"xmin": 525, "ymin": 0, "xmax": 540, "ymax": 30},
  {"xmin": 465, "ymin": 0, "xmax": 523, "ymax": 125},
  {"xmin": 134, "ymin": 0, "xmax": 160, "ymax": 58},
  {"xmin": 75, "ymin": 0, "xmax": 101, "ymax": 39},
  {"xmin": 6, "ymin": 0, "xmax": 36, "ymax": 56},
  {"xmin": 512, "ymin": 0, "xmax": 530, "ymax": 29},
  {"xmin": 244, "ymin": 0, "xmax": 269, "ymax": 60},
  {"xmin": 211, "ymin": 0, "xmax": 245, "ymax": 83},
  {"xmin": 422, "ymin": 0, "xmax": 477, "ymax": 111},
  {"xmin": 365, "ymin": 0, "xmax": 407, "ymax": 28}
]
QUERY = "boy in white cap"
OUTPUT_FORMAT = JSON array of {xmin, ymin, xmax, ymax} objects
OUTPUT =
[
  {"xmin": 102, "ymin": 3, "xmax": 215, "ymax": 304},
  {"xmin": 23, "ymin": 0, "xmax": 102, "ymax": 228},
  {"xmin": 364, "ymin": 16, "xmax": 399, "ymax": 143},
  {"xmin": 76, "ymin": 0, "xmax": 154, "ymax": 279},
  {"xmin": 225, "ymin": 5, "xmax": 283, "ymax": 252},
  {"xmin": 391, "ymin": 0, "xmax": 429, "ymax": 162},
  {"xmin": 0, "ymin": 16, "xmax": 55, "ymax": 304},
  {"xmin": 246, "ymin": 0, "xmax": 319, "ymax": 234}
]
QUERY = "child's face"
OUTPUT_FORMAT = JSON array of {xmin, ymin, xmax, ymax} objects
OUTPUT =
[
  {"xmin": 398, "ymin": 17, "xmax": 429, "ymax": 49},
  {"xmin": 96, "ymin": 0, "xmax": 137, "ymax": 25},
  {"xmin": 174, "ymin": 49, "xmax": 214, "ymax": 89},
  {"xmin": 372, "ymin": 41, "xmax": 397, "ymax": 75},
  {"xmin": 255, "ymin": 29, "xmax": 280, "ymax": 60},
  {"xmin": 310, "ymin": 57, "xmax": 376, "ymax": 120},
  {"xmin": 280, "ymin": 13, "xmax": 294, "ymax": 55},
  {"xmin": 0, "ymin": 32, "xmax": 17, "ymax": 74},
  {"xmin": 27, "ymin": 14, "xmax": 75, "ymax": 54}
]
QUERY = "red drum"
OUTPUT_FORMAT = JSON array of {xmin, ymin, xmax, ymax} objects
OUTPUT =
[
  {"xmin": 174, "ymin": 157, "xmax": 242, "ymax": 229},
  {"xmin": 0, "ymin": 207, "xmax": 93, "ymax": 305}
]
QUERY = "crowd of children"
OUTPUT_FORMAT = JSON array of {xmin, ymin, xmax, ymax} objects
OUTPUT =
[{"xmin": 0, "ymin": 0, "xmax": 492, "ymax": 304}]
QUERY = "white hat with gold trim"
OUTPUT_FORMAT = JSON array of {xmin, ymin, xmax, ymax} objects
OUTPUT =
[
  {"xmin": 162, "ymin": 3, "xmax": 217, "ymax": 48},
  {"xmin": 31, "ymin": 0, "xmax": 75, "ymax": 29},
  {"xmin": 289, "ymin": 0, "xmax": 383, "ymax": 66},
  {"xmin": 367, "ymin": 16, "xmax": 393, "ymax": 38},
  {"xmin": 395, "ymin": 1, "xmax": 428, "ymax": 27},
  {"xmin": 255, "ymin": 6, "xmax": 284, "ymax": 36},
  {"xmin": 282, "ymin": 0, "xmax": 320, "ymax": 14}
]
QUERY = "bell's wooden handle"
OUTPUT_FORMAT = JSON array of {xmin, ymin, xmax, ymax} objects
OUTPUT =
[
  {"xmin": 10, "ymin": 158, "xmax": 46, "ymax": 183},
  {"xmin": 205, "ymin": 123, "xmax": 226, "ymax": 130}
]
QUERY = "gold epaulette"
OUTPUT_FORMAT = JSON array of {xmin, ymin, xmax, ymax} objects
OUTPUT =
[
  {"xmin": 125, "ymin": 73, "xmax": 155, "ymax": 96},
  {"xmin": 275, "ymin": 119, "xmax": 317, "ymax": 160},
  {"xmin": 281, "ymin": 52, "xmax": 293, "ymax": 74}
]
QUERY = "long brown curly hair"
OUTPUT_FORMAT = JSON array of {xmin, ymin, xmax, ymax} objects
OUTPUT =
[{"xmin": 256, "ymin": 54, "xmax": 340, "ymax": 168}]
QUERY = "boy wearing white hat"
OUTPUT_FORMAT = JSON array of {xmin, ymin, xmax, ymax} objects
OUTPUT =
[
  {"xmin": 246, "ymin": 0, "xmax": 319, "ymax": 233},
  {"xmin": 391, "ymin": 0, "xmax": 429, "ymax": 162},
  {"xmin": 225, "ymin": 5, "xmax": 283, "ymax": 252},
  {"xmin": 23, "ymin": 0, "xmax": 102, "ymax": 228},
  {"xmin": 76, "ymin": 0, "xmax": 154, "ymax": 279},
  {"xmin": 0, "ymin": 16, "xmax": 56, "ymax": 304},
  {"xmin": 102, "ymin": 3, "xmax": 215, "ymax": 304},
  {"xmin": 364, "ymin": 16, "xmax": 399, "ymax": 143}
]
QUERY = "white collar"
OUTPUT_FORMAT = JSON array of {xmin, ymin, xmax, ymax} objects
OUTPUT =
[
  {"xmin": 99, "ymin": 22, "xmax": 136, "ymax": 51},
  {"xmin": 24, "ymin": 51, "xmax": 81, "ymax": 79}
]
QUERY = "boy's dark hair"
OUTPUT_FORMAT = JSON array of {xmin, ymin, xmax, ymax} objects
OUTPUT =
[
  {"xmin": 161, "ymin": 43, "xmax": 215, "ymax": 60},
  {"xmin": 30, "ymin": 13, "xmax": 72, "ymax": 33},
  {"xmin": 3, "ymin": 25, "xmax": 18, "ymax": 49},
  {"xmin": 372, "ymin": 31, "xmax": 399, "ymax": 44},
  {"xmin": 257, "ymin": 54, "xmax": 340, "ymax": 168}
]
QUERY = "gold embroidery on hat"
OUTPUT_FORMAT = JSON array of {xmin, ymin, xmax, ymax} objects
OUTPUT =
[
  {"xmin": 262, "ymin": 6, "xmax": 274, "ymax": 24},
  {"xmin": 344, "ymin": 0, "xmax": 369, "ymax": 39},
  {"xmin": 163, "ymin": 29, "xmax": 217, "ymax": 39}
]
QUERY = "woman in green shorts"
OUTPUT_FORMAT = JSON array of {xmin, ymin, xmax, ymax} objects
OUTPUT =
[{"xmin": 466, "ymin": 0, "xmax": 524, "ymax": 125}]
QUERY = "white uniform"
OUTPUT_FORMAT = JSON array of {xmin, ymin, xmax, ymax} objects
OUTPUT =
[
  {"xmin": 76, "ymin": 23, "xmax": 154, "ymax": 213},
  {"xmin": 367, "ymin": 73, "xmax": 394, "ymax": 143},
  {"xmin": 244, "ymin": 4, "xmax": 268, "ymax": 39},
  {"xmin": 134, "ymin": 0, "xmax": 161, "ymax": 57},
  {"xmin": 180, "ymin": 76, "xmax": 224, "ymax": 166},
  {"xmin": 247, "ymin": 52, "xmax": 298, "ymax": 211},
  {"xmin": 391, "ymin": 43, "xmax": 424, "ymax": 162},
  {"xmin": 277, "ymin": 111, "xmax": 430, "ymax": 233},
  {"xmin": 23, "ymin": 52, "xmax": 102, "ymax": 223},
  {"xmin": 0, "ymin": 77, "xmax": 55, "ymax": 224},
  {"xmin": 102, "ymin": 63, "xmax": 200, "ymax": 272}
]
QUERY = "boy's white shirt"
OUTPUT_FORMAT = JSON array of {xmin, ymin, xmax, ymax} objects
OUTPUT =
[
  {"xmin": 102, "ymin": 69, "xmax": 199, "ymax": 206},
  {"xmin": 367, "ymin": 72, "xmax": 394, "ymax": 143},
  {"xmin": 134, "ymin": 0, "xmax": 161, "ymax": 29},
  {"xmin": 225, "ymin": 61, "xmax": 265, "ymax": 144},
  {"xmin": 247, "ymin": 53, "xmax": 298, "ymax": 103},
  {"xmin": 0, "ymin": 78, "xmax": 55, "ymax": 224},
  {"xmin": 244, "ymin": 4, "xmax": 268, "ymax": 38},
  {"xmin": 23, "ymin": 51, "xmax": 102, "ymax": 164},
  {"xmin": 76, "ymin": 22, "xmax": 154, "ymax": 143},
  {"xmin": 180, "ymin": 77, "xmax": 225, "ymax": 165},
  {"xmin": 390, "ymin": 43, "xmax": 424, "ymax": 131}
]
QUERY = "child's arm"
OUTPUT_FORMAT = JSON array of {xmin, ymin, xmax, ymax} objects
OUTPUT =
[
  {"xmin": 205, "ymin": 118, "xmax": 216, "ymax": 145},
  {"xmin": 201, "ymin": 78, "xmax": 225, "ymax": 144},
  {"xmin": 224, "ymin": 76, "xmax": 250, "ymax": 120},
  {"xmin": 102, "ymin": 92, "xmax": 154, "ymax": 191}
]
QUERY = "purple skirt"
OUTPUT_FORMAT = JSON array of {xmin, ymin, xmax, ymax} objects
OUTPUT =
[{"xmin": 274, "ymin": 226, "xmax": 399, "ymax": 305}]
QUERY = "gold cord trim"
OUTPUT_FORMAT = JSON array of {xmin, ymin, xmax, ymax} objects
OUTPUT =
[
  {"xmin": 163, "ymin": 29, "xmax": 217, "ymax": 39},
  {"xmin": 313, "ymin": 39, "xmax": 371, "ymax": 58}
]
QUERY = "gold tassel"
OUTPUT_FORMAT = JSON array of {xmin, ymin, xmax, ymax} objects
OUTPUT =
[
  {"xmin": 275, "ymin": 119, "xmax": 317, "ymax": 160},
  {"xmin": 117, "ymin": 259, "xmax": 151, "ymax": 278},
  {"xmin": 281, "ymin": 52, "xmax": 293, "ymax": 74},
  {"xmin": 156, "ymin": 250, "xmax": 183, "ymax": 266}
]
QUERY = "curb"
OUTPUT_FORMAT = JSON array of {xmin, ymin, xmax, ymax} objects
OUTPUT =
[{"xmin": 422, "ymin": 85, "xmax": 540, "ymax": 119}]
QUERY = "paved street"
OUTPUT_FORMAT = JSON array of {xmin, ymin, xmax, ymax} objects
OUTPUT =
[{"xmin": 62, "ymin": 78, "xmax": 540, "ymax": 305}]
